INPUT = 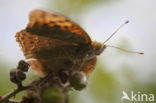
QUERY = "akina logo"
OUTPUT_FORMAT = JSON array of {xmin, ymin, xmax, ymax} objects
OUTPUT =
[{"xmin": 121, "ymin": 91, "xmax": 155, "ymax": 102}]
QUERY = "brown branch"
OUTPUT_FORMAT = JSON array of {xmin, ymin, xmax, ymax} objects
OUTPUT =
[{"xmin": 0, "ymin": 85, "xmax": 33, "ymax": 103}]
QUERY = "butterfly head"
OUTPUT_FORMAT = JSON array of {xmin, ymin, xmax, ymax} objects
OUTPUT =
[{"xmin": 91, "ymin": 41, "xmax": 106, "ymax": 56}]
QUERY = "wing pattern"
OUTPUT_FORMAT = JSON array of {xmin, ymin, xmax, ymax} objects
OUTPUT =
[{"xmin": 26, "ymin": 9, "xmax": 91, "ymax": 45}]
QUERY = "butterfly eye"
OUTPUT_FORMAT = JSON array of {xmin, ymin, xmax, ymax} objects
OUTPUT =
[
  {"xmin": 92, "ymin": 42, "xmax": 106, "ymax": 55},
  {"xmin": 95, "ymin": 43, "xmax": 102, "ymax": 50}
]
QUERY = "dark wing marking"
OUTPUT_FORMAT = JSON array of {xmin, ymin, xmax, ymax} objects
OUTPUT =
[{"xmin": 26, "ymin": 9, "xmax": 91, "ymax": 45}]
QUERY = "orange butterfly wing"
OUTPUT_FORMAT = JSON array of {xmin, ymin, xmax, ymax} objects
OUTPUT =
[
  {"xmin": 26, "ymin": 9, "xmax": 91, "ymax": 45},
  {"xmin": 15, "ymin": 9, "xmax": 93, "ymax": 76},
  {"xmin": 15, "ymin": 30, "xmax": 77, "ymax": 59},
  {"xmin": 82, "ymin": 57, "xmax": 97, "ymax": 75}
]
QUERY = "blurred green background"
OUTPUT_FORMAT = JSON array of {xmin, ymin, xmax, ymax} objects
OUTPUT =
[{"xmin": 0, "ymin": 0, "xmax": 156, "ymax": 103}]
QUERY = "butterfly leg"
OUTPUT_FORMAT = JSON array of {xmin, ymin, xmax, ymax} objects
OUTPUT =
[{"xmin": 77, "ymin": 54, "xmax": 89, "ymax": 71}]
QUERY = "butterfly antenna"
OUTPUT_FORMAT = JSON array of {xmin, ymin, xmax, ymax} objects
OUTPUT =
[
  {"xmin": 103, "ymin": 20, "xmax": 129, "ymax": 44},
  {"xmin": 106, "ymin": 45, "xmax": 144, "ymax": 55}
]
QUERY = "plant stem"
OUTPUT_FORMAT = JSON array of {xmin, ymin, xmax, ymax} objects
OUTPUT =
[{"xmin": 0, "ymin": 85, "xmax": 33, "ymax": 103}]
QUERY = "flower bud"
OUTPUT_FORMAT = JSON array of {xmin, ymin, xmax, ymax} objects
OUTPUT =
[
  {"xmin": 69, "ymin": 71, "xmax": 87, "ymax": 90},
  {"xmin": 10, "ymin": 69, "xmax": 26, "ymax": 84},
  {"xmin": 17, "ymin": 60, "xmax": 30, "ymax": 72}
]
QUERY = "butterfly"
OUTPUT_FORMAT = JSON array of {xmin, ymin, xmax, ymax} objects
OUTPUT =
[{"xmin": 15, "ymin": 9, "xmax": 141, "ymax": 90}]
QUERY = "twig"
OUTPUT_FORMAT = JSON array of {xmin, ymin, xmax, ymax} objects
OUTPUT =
[
  {"xmin": 0, "ymin": 85, "xmax": 33, "ymax": 103},
  {"xmin": 3, "ymin": 99, "xmax": 20, "ymax": 103}
]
